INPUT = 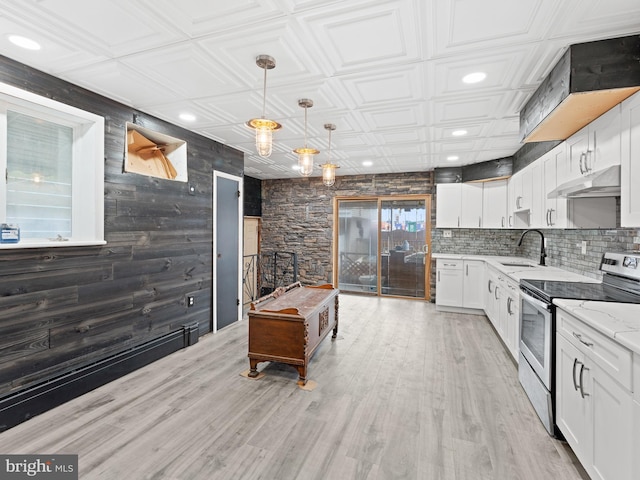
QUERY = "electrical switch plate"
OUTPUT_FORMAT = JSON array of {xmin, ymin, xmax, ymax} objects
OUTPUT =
[
  {"xmin": 581, "ymin": 241, "xmax": 587, "ymax": 255},
  {"xmin": 187, "ymin": 296, "xmax": 195, "ymax": 307},
  {"xmin": 443, "ymin": 230, "xmax": 452, "ymax": 238}
]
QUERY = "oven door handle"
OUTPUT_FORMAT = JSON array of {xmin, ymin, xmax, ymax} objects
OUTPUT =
[{"xmin": 521, "ymin": 292, "xmax": 551, "ymax": 311}]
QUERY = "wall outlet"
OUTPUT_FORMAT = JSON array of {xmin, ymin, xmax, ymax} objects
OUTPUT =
[
  {"xmin": 443, "ymin": 230, "xmax": 452, "ymax": 238},
  {"xmin": 581, "ymin": 240, "xmax": 587, "ymax": 255},
  {"xmin": 187, "ymin": 295, "xmax": 195, "ymax": 307}
]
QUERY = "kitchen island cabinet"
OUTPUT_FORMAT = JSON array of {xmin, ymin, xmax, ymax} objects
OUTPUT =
[{"xmin": 555, "ymin": 305, "xmax": 636, "ymax": 480}]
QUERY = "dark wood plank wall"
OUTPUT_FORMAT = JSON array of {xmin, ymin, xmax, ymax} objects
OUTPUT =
[{"xmin": 0, "ymin": 55, "xmax": 243, "ymax": 396}]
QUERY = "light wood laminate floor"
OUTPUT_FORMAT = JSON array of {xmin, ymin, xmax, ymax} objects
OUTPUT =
[{"xmin": 0, "ymin": 295, "xmax": 588, "ymax": 480}]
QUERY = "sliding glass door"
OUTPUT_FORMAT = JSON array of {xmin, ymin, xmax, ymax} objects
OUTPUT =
[
  {"xmin": 336, "ymin": 200, "xmax": 378, "ymax": 293},
  {"xmin": 335, "ymin": 195, "xmax": 431, "ymax": 299},
  {"xmin": 380, "ymin": 198, "xmax": 427, "ymax": 298}
]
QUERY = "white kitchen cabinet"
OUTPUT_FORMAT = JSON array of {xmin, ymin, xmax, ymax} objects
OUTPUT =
[
  {"xmin": 556, "ymin": 333, "xmax": 590, "ymax": 462},
  {"xmin": 621, "ymin": 91, "xmax": 640, "ymax": 227},
  {"xmin": 503, "ymin": 278, "xmax": 520, "ymax": 360},
  {"xmin": 507, "ymin": 169, "xmax": 532, "ymax": 229},
  {"xmin": 529, "ymin": 162, "xmax": 544, "ymax": 228},
  {"xmin": 436, "ymin": 258, "xmax": 484, "ymax": 312},
  {"xmin": 567, "ymin": 105, "xmax": 621, "ymax": 178},
  {"xmin": 436, "ymin": 183, "xmax": 483, "ymax": 228},
  {"xmin": 484, "ymin": 265, "xmax": 498, "ymax": 326},
  {"xmin": 460, "ymin": 183, "xmax": 483, "ymax": 228},
  {"xmin": 435, "ymin": 259, "xmax": 463, "ymax": 307},
  {"xmin": 542, "ymin": 144, "xmax": 568, "ymax": 228},
  {"xmin": 462, "ymin": 260, "xmax": 484, "ymax": 309},
  {"xmin": 436, "ymin": 183, "xmax": 462, "ymax": 228},
  {"xmin": 556, "ymin": 308, "xmax": 635, "ymax": 480},
  {"xmin": 482, "ymin": 179, "xmax": 507, "ymax": 228}
]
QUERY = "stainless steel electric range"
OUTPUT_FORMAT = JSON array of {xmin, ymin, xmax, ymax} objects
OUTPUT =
[{"xmin": 518, "ymin": 251, "xmax": 640, "ymax": 436}]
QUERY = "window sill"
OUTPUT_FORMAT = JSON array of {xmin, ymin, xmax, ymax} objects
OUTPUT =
[{"xmin": 0, "ymin": 240, "xmax": 107, "ymax": 249}]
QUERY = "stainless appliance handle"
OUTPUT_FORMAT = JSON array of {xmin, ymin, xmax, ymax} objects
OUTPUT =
[
  {"xmin": 520, "ymin": 291, "xmax": 550, "ymax": 312},
  {"xmin": 579, "ymin": 364, "xmax": 589, "ymax": 398}
]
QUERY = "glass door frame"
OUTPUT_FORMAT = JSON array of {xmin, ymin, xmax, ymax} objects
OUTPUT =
[{"xmin": 333, "ymin": 194, "xmax": 432, "ymax": 300}]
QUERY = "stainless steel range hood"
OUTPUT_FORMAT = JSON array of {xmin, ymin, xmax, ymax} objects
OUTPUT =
[{"xmin": 547, "ymin": 165, "xmax": 620, "ymax": 198}]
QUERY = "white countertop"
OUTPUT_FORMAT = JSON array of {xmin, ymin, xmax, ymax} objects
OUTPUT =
[
  {"xmin": 432, "ymin": 253, "xmax": 598, "ymax": 283},
  {"xmin": 553, "ymin": 299, "xmax": 640, "ymax": 355}
]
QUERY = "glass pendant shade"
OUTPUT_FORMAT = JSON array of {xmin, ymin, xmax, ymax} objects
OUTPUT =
[
  {"xmin": 297, "ymin": 149, "xmax": 316, "ymax": 176},
  {"xmin": 246, "ymin": 55, "xmax": 281, "ymax": 158},
  {"xmin": 320, "ymin": 123, "xmax": 339, "ymax": 186},
  {"xmin": 321, "ymin": 163, "xmax": 338, "ymax": 186},
  {"xmin": 293, "ymin": 99, "xmax": 319, "ymax": 177}
]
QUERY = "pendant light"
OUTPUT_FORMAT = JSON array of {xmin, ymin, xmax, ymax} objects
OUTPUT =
[
  {"xmin": 246, "ymin": 55, "xmax": 281, "ymax": 157},
  {"xmin": 293, "ymin": 99, "xmax": 319, "ymax": 177},
  {"xmin": 320, "ymin": 123, "xmax": 339, "ymax": 186}
]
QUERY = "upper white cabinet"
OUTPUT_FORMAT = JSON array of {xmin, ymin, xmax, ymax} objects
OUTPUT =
[
  {"xmin": 482, "ymin": 180, "xmax": 507, "ymax": 228},
  {"xmin": 621, "ymin": 91, "xmax": 640, "ymax": 227},
  {"xmin": 541, "ymin": 144, "xmax": 568, "ymax": 228},
  {"xmin": 436, "ymin": 183, "xmax": 462, "ymax": 228},
  {"xmin": 436, "ymin": 183, "xmax": 483, "ymax": 228},
  {"xmin": 567, "ymin": 105, "xmax": 621, "ymax": 178}
]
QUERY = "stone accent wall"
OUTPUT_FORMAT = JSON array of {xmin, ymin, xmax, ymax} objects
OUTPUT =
[{"xmin": 261, "ymin": 172, "xmax": 435, "ymax": 285}]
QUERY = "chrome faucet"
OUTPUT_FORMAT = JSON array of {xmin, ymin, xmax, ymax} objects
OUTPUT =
[{"xmin": 517, "ymin": 229, "xmax": 546, "ymax": 266}]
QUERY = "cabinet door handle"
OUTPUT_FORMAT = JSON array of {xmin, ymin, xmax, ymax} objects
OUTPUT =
[
  {"xmin": 579, "ymin": 364, "xmax": 590, "ymax": 398},
  {"xmin": 501, "ymin": 216, "xmax": 505, "ymax": 228},
  {"xmin": 478, "ymin": 216, "xmax": 481, "ymax": 228},
  {"xmin": 516, "ymin": 196, "xmax": 522, "ymax": 209},
  {"xmin": 507, "ymin": 296, "xmax": 513, "ymax": 315},
  {"xmin": 438, "ymin": 271, "xmax": 440, "ymax": 282},
  {"xmin": 572, "ymin": 332, "xmax": 594, "ymax": 347},
  {"xmin": 572, "ymin": 358, "xmax": 580, "ymax": 391},
  {"xmin": 466, "ymin": 264, "xmax": 469, "ymax": 276},
  {"xmin": 457, "ymin": 216, "xmax": 460, "ymax": 228},
  {"xmin": 548, "ymin": 208, "xmax": 555, "ymax": 226},
  {"xmin": 487, "ymin": 279, "xmax": 493, "ymax": 293},
  {"xmin": 546, "ymin": 209, "xmax": 550, "ymax": 226},
  {"xmin": 508, "ymin": 215, "xmax": 513, "ymax": 227},
  {"xmin": 494, "ymin": 286, "xmax": 499, "ymax": 300}
]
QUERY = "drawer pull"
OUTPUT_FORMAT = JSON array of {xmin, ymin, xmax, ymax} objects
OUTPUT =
[{"xmin": 572, "ymin": 332, "xmax": 594, "ymax": 347}]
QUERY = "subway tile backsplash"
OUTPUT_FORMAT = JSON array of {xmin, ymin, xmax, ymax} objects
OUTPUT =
[{"xmin": 432, "ymin": 228, "xmax": 640, "ymax": 280}]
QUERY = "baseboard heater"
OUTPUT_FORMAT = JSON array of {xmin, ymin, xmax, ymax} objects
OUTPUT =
[{"xmin": 0, "ymin": 322, "xmax": 199, "ymax": 432}]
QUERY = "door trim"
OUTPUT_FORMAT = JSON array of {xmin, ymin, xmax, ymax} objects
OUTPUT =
[{"xmin": 213, "ymin": 171, "xmax": 243, "ymax": 332}]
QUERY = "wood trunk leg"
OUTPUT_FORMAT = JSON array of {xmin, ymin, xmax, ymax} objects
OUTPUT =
[
  {"xmin": 296, "ymin": 365, "xmax": 307, "ymax": 385},
  {"xmin": 248, "ymin": 358, "xmax": 260, "ymax": 378}
]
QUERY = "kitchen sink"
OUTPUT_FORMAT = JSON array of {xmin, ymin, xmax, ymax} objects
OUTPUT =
[{"xmin": 500, "ymin": 262, "xmax": 538, "ymax": 267}]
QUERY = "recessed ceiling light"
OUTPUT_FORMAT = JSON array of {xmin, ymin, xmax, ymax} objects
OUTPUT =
[
  {"xmin": 462, "ymin": 72, "xmax": 487, "ymax": 84},
  {"xmin": 7, "ymin": 34, "xmax": 41, "ymax": 51},
  {"xmin": 179, "ymin": 113, "xmax": 196, "ymax": 122},
  {"xmin": 452, "ymin": 129, "xmax": 468, "ymax": 137},
  {"xmin": 362, "ymin": 160, "xmax": 373, "ymax": 167},
  {"xmin": 447, "ymin": 155, "xmax": 459, "ymax": 162}
]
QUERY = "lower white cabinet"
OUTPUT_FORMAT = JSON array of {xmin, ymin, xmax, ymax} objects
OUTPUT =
[
  {"xmin": 462, "ymin": 260, "xmax": 484, "ymax": 309},
  {"xmin": 556, "ymin": 308, "xmax": 635, "ymax": 480},
  {"xmin": 484, "ymin": 265, "xmax": 519, "ymax": 361},
  {"xmin": 435, "ymin": 259, "xmax": 463, "ymax": 307},
  {"xmin": 435, "ymin": 259, "xmax": 484, "ymax": 311}
]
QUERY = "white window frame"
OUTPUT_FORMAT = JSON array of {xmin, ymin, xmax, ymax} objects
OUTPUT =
[{"xmin": 0, "ymin": 82, "xmax": 105, "ymax": 249}]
